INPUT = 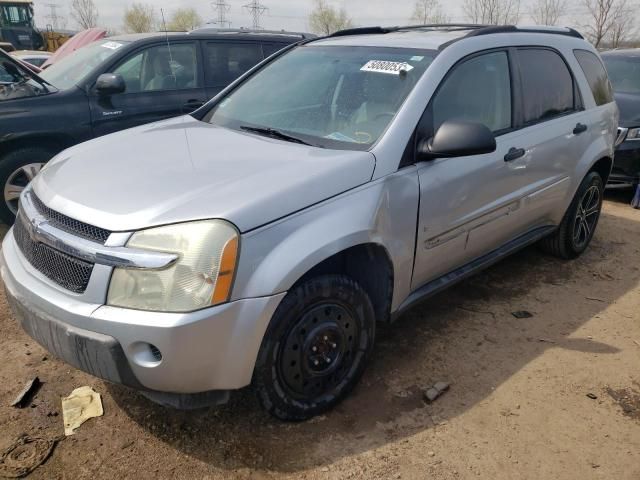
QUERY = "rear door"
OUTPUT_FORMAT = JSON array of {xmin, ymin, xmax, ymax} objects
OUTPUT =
[
  {"xmin": 202, "ymin": 41, "xmax": 263, "ymax": 99},
  {"xmin": 89, "ymin": 41, "xmax": 206, "ymax": 137},
  {"xmin": 503, "ymin": 48, "xmax": 590, "ymax": 229}
]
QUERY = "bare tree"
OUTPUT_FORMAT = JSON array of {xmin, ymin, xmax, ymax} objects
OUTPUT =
[
  {"xmin": 530, "ymin": 0, "xmax": 567, "ymax": 25},
  {"xmin": 166, "ymin": 8, "xmax": 203, "ymax": 31},
  {"xmin": 463, "ymin": 0, "xmax": 521, "ymax": 25},
  {"xmin": 583, "ymin": 0, "xmax": 620, "ymax": 48},
  {"xmin": 410, "ymin": 0, "xmax": 451, "ymax": 24},
  {"xmin": 608, "ymin": 0, "xmax": 636, "ymax": 48},
  {"xmin": 70, "ymin": 0, "xmax": 99, "ymax": 29},
  {"xmin": 123, "ymin": 3, "xmax": 157, "ymax": 34},
  {"xmin": 308, "ymin": 0, "xmax": 353, "ymax": 35}
]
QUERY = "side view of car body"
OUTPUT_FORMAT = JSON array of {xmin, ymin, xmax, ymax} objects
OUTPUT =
[
  {"xmin": 601, "ymin": 49, "xmax": 640, "ymax": 188},
  {"xmin": 1, "ymin": 25, "xmax": 617, "ymax": 421},
  {"xmin": 0, "ymin": 29, "xmax": 311, "ymax": 224}
]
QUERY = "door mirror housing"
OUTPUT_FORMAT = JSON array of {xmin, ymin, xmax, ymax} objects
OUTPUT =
[
  {"xmin": 96, "ymin": 73, "xmax": 126, "ymax": 95},
  {"xmin": 418, "ymin": 120, "xmax": 497, "ymax": 160}
]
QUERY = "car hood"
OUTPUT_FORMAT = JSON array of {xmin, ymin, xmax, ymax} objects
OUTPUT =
[
  {"xmin": 32, "ymin": 116, "xmax": 376, "ymax": 233},
  {"xmin": 614, "ymin": 92, "xmax": 640, "ymax": 127}
]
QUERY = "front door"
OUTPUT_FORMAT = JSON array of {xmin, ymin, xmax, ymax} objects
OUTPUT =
[
  {"xmin": 89, "ymin": 41, "xmax": 207, "ymax": 137},
  {"xmin": 412, "ymin": 50, "xmax": 524, "ymax": 289}
]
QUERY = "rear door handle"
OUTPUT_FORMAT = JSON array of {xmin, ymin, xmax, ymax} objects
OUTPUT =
[
  {"xmin": 573, "ymin": 123, "xmax": 588, "ymax": 135},
  {"xmin": 182, "ymin": 100, "xmax": 204, "ymax": 113},
  {"xmin": 504, "ymin": 147, "xmax": 526, "ymax": 162}
]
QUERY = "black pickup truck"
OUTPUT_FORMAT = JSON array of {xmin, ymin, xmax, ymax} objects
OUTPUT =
[{"xmin": 0, "ymin": 29, "xmax": 311, "ymax": 223}]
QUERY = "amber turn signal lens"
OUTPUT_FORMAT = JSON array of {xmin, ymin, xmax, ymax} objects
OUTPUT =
[{"xmin": 212, "ymin": 236, "xmax": 239, "ymax": 305}]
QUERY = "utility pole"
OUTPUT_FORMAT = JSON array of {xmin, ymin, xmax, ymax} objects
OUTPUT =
[
  {"xmin": 211, "ymin": 0, "xmax": 232, "ymax": 28},
  {"xmin": 44, "ymin": 2, "xmax": 64, "ymax": 30},
  {"xmin": 243, "ymin": 0, "xmax": 267, "ymax": 29}
]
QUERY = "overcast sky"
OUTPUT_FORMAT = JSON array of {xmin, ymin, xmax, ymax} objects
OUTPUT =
[{"xmin": 33, "ymin": 0, "xmax": 589, "ymax": 33}]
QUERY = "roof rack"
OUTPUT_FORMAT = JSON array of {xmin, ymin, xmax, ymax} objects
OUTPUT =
[
  {"xmin": 189, "ymin": 27, "xmax": 315, "ymax": 39},
  {"xmin": 328, "ymin": 24, "xmax": 584, "ymax": 43}
]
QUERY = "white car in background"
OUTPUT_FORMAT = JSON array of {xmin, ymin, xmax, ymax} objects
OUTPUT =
[{"xmin": 10, "ymin": 50, "xmax": 51, "ymax": 68}]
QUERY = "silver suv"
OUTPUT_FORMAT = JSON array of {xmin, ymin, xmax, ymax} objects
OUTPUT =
[{"xmin": 1, "ymin": 25, "xmax": 617, "ymax": 420}]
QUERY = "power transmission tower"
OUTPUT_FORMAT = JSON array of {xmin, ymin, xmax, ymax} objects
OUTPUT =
[
  {"xmin": 211, "ymin": 0, "xmax": 232, "ymax": 28},
  {"xmin": 243, "ymin": 0, "xmax": 267, "ymax": 29},
  {"xmin": 44, "ymin": 2, "xmax": 64, "ymax": 30}
]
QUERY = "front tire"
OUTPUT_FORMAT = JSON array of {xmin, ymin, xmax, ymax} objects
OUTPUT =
[
  {"xmin": 254, "ymin": 274, "xmax": 376, "ymax": 421},
  {"xmin": 0, "ymin": 148, "xmax": 51, "ymax": 225},
  {"xmin": 540, "ymin": 171, "xmax": 604, "ymax": 259}
]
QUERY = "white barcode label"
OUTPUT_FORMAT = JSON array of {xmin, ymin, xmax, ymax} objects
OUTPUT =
[{"xmin": 360, "ymin": 60, "xmax": 414, "ymax": 75}]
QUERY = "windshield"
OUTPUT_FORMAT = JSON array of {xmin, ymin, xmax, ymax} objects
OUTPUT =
[
  {"xmin": 0, "ymin": 4, "xmax": 34, "ymax": 28},
  {"xmin": 206, "ymin": 45, "xmax": 436, "ymax": 150},
  {"xmin": 0, "ymin": 55, "xmax": 50, "ymax": 100},
  {"xmin": 603, "ymin": 55, "xmax": 640, "ymax": 94},
  {"xmin": 40, "ymin": 39, "xmax": 129, "ymax": 90}
]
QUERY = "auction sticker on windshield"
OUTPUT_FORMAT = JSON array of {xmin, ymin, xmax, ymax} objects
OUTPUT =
[{"xmin": 361, "ymin": 60, "xmax": 414, "ymax": 75}]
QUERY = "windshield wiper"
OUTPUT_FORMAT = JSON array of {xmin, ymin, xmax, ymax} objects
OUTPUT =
[{"xmin": 240, "ymin": 125, "xmax": 314, "ymax": 146}]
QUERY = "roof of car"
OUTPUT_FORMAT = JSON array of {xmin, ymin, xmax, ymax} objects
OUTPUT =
[
  {"xmin": 311, "ymin": 25, "xmax": 584, "ymax": 50},
  {"xmin": 108, "ymin": 29, "xmax": 312, "ymax": 44},
  {"xmin": 10, "ymin": 50, "xmax": 52, "ymax": 57}
]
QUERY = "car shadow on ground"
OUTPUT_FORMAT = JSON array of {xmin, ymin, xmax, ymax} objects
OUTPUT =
[{"xmin": 107, "ymin": 208, "xmax": 639, "ymax": 474}]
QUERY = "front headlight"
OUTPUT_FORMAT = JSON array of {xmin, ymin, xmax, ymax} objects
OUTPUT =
[
  {"xmin": 626, "ymin": 127, "xmax": 640, "ymax": 140},
  {"xmin": 107, "ymin": 220, "xmax": 239, "ymax": 312}
]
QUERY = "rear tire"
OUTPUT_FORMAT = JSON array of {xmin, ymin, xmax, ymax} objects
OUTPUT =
[
  {"xmin": 0, "ymin": 148, "xmax": 52, "ymax": 225},
  {"xmin": 253, "ymin": 274, "xmax": 376, "ymax": 421},
  {"xmin": 540, "ymin": 171, "xmax": 604, "ymax": 259}
]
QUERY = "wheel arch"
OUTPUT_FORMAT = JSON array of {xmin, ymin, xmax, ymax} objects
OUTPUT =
[
  {"xmin": 0, "ymin": 133, "xmax": 76, "ymax": 161},
  {"xmin": 588, "ymin": 155, "xmax": 613, "ymax": 184},
  {"xmin": 292, "ymin": 243, "xmax": 395, "ymax": 324}
]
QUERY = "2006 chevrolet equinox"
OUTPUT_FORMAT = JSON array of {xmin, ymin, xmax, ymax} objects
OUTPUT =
[{"xmin": 1, "ymin": 25, "xmax": 617, "ymax": 420}]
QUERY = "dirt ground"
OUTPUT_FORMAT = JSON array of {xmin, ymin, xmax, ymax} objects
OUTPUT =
[{"xmin": 0, "ymin": 193, "xmax": 639, "ymax": 480}]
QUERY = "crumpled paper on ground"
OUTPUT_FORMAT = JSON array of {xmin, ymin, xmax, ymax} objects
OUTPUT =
[{"xmin": 61, "ymin": 386, "xmax": 103, "ymax": 436}]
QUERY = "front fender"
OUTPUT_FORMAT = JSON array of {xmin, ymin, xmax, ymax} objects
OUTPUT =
[{"xmin": 232, "ymin": 168, "xmax": 420, "ymax": 312}]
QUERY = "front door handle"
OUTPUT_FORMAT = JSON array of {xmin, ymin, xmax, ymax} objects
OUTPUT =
[
  {"xmin": 182, "ymin": 100, "xmax": 204, "ymax": 113},
  {"xmin": 504, "ymin": 147, "xmax": 526, "ymax": 162},
  {"xmin": 573, "ymin": 123, "xmax": 588, "ymax": 135}
]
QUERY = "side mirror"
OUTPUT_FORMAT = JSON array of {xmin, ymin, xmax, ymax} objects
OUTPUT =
[
  {"xmin": 418, "ymin": 120, "xmax": 497, "ymax": 160},
  {"xmin": 96, "ymin": 73, "xmax": 125, "ymax": 96}
]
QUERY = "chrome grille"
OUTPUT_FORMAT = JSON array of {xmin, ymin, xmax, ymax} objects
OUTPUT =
[
  {"xmin": 13, "ymin": 212, "xmax": 94, "ymax": 294},
  {"xmin": 31, "ymin": 194, "xmax": 111, "ymax": 244}
]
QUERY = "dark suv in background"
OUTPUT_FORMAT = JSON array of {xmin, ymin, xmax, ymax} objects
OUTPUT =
[
  {"xmin": 0, "ymin": 29, "xmax": 311, "ymax": 223},
  {"xmin": 601, "ymin": 49, "xmax": 640, "ymax": 189}
]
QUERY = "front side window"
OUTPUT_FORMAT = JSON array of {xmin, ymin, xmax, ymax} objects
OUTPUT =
[
  {"xmin": 40, "ymin": 40, "xmax": 130, "ymax": 90},
  {"xmin": 432, "ymin": 51, "xmax": 512, "ymax": 133},
  {"xmin": 600, "ymin": 54, "xmax": 635, "ymax": 96},
  {"xmin": 206, "ymin": 45, "xmax": 436, "ymax": 150},
  {"xmin": 519, "ymin": 49, "xmax": 575, "ymax": 124},
  {"xmin": 113, "ymin": 43, "xmax": 199, "ymax": 93}
]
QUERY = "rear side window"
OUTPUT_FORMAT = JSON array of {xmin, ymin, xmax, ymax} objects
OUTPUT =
[
  {"xmin": 432, "ymin": 51, "xmax": 512, "ymax": 133},
  {"xmin": 518, "ymin": 49, "xmax": 575, "ymax": 124},
  {"xmin": 575, "ymin": 50, "xmax": 614, "ymax": 105},
  {"xmin": 204, "ymin": 42, "xmax": 263, "ymax": 87}
]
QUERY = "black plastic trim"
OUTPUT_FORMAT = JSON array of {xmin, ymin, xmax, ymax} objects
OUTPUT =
[{"xmin": 392, "ymin": 225, "xmax": 556, "ymax": 320}]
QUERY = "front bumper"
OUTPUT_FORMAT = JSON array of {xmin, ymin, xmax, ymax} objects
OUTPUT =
[
  {"xmin": 1, "ymin": 230, "xmax": 285, "ymax": 396},
  {"xmin": 611, "ymin": 141, "xmax": 640, "ymax": 188}
]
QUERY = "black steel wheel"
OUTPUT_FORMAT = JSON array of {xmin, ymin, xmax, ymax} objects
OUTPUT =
[
  {"xmin": 540, "ymin": 171, "xmax": 604, "ymax": 259},
  {"xmin": 254, "ymin": 274, "xmax": 375, "ymax": 421}
]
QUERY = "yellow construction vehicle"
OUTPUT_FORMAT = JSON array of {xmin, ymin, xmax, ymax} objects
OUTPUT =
[{"xmin": 0, "ymin": 0, "xmax": 70, "ymax": 52}]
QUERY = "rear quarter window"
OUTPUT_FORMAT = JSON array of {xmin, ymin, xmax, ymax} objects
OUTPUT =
[{"xmin": 574, "ymin": 50, "xmax": 614, "ymax": 106}]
